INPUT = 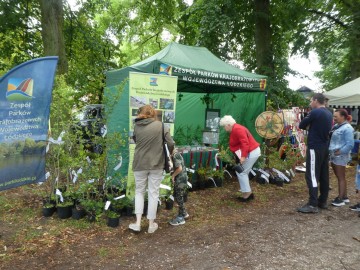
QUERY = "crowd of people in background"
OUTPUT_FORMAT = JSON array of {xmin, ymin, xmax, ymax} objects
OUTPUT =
[
  {"xmin": 128, "ymin": 94, "xmax": 359, "ymax": 234},
  {"xmin": 296, "ymin": 93, "xmax": 358, "ymax": 216}
]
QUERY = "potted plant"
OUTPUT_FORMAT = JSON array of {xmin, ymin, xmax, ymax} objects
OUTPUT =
[
  {"xmin": 164, "ymin": 194, "xmax": 174, "ymax": 210},
  {"xmin": 80, "ymin": 199, "xmax": 105, "ymax": 222},
  {"xmin": 187, "ymin": 172, "xmax": 198, "ymax": 191},
  {"xmin": 212, "ymin": 169, "xmax": 225, "ymax": 187},
  {"xmin": 119, "ymin": 196, "xmax": 134, "ymax": 216},
  {"xmin": 106, "ymin": 210, "xmax": 120, "ymax": 228},
  {"xmin": 56, "ymin": 200, "xmax": 74, "ymax": 219},
  {"xmin": 196, "ymin": 167, "xmax": 210, "ymax": 190},
  {"xmin": 42, "ymin": 201, "xmax": 56, "ymax": 217},
  {"xmin": 218, "ymin": 148, "xmax": 236, "ymax": 170}
]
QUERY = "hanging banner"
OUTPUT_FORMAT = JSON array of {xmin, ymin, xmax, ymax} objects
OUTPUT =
[
  {"xmin": 126, "ymin": 72, "xmax": 178, "ymax": 198},
  {"xmin": 0, "ymin": 57, "xmax": 58, "ymax": 191}
]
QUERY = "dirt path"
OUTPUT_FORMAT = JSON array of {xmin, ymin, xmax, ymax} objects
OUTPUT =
[{"xmin": 1, "ymin": 167, "xmax": 360, "ymax": 270}]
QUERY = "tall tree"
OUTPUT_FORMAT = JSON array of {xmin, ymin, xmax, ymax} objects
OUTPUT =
[
  {"xmin": 291, "ymin": 0, "xmax": 360, "ymax": 89},
  {"xmin": 254, "ymin": 0, "xmax": 274, "ymax": 77},
  {"xmin": 0, "ymin": 0, "xmax": 42, "ymax": 74},
  {"xmin": 39, "ymin": 0, "xmax": 68, "ymax": 74}
]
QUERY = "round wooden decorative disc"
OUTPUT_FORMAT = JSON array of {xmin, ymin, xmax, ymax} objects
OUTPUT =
[{"xmin": 255, "ymin": 111, "xmax": 284, "ymax": 139}]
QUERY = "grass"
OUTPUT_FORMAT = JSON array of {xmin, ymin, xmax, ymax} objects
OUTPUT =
[{"xmin": 98, "ymin": 247, "xmax": 109, "ymax": 258}]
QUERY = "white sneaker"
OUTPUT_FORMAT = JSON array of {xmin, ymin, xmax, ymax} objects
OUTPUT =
[
  {"xmin": 148, "ymin": 222, "xmax": 158, "ymax": 233},
  {"xmin": 129, "ymin": 223, "xmax": 141, "ymax": 232},
  {"xmin": 343, "ymin": 197, "xmax": 350, "ymax": 204}
]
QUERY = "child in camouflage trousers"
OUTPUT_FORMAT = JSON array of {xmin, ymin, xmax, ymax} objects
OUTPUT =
[{"xmin": 169, "ymin": 148, "xmax": 189, "ymax": 226}]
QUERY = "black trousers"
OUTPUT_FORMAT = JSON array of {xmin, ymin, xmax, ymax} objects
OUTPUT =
[{"xmin": 305, "ymin": 147, "xmax": 329, "ymax": 207}]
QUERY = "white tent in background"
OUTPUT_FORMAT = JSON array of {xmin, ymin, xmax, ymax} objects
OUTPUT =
[{"xmin": 324, "ymin": 77, "xmax": 360, "ymax": 108}]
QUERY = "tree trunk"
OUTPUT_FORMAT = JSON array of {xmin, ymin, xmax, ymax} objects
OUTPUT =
[
  {"xmin": 350, "ymin": 1, "xmax": 360, "ymax": 79},
  {"xmin": 253, "ymin": 0, "xmax": 274, "ymax": 77},
  {"xmin": 39, "ymin": 0, "xmax": 68, "ymax": 74}
]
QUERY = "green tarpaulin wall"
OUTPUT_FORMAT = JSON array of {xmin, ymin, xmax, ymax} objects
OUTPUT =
[{"xmin": 105, "ymin": 43, "xmax": 267, "ymax": 180}]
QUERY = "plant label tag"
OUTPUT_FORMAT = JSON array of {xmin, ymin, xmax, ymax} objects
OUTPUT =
[
  {"xmin": 55, "ymin": 189, "xmax": 64, "ymax": 202},
  {"xmin": 86, "ymin": 156, "xmax": 91, "ymax": 164},
  {"xmin": 169, "ymin": 195, "xmax": 174, "ymax": 201},
  {"xmin": 46, "ymin": 143, "xmax": 50, "ymax": 153},
  {"xmin": 114, "ymin": 195, "xmax": 125, "ymax": 200},
  {"xmin": 186, "ymin": 168, "xmax": 195, "ymax": 173},
  {"xmin": 48, "ymin": 137, "xmax": 55, "ymax": 143},
  {"xmin": 114, "ymin": 156, "xmax": 122, "ymax": 171},
  {"xmin": 45, "ymin": 172, "xmax": 50, "ymax": 180},
  {"xmin": 158, "ymin": 199, "xmax": 161, "ymax": 205},
  {"xmin": 55, "ymin": 177, "xmax": 58, "ymax": 183},
  {"xmin": 160, "ymin": 184, "xmax": 171, "ymax": 190},
  {"xmin": 214, "ymin": 153, "xmax": 220, "ymax": 166},
  {"xmin": 289, "ymin": 169, "xmax": 295, "ymax": 177},
  {"xmin": 187, "ymin": 181, "xmax": 192, "ymax": 188},
  {"xmin": 57, "ymin": 131, "xmax": 65, "ymax": 142},
  {"xmin": 104, "ymin": 201, "xmax": 111, "ymax": 210},
  {"xmin": 102, "ymin": 125, "xmax": 108, "ymax": 138},
  {"xmin": 48, "ymin": 136, "xmax": 64, "ymax": 145}
]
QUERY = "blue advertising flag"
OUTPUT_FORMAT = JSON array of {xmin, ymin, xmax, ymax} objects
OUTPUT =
[{"xmin": 0, "ymin": 57, "xmax": 58, "ymax": 191}]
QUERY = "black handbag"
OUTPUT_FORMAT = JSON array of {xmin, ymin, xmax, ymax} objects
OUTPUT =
[
  {"xmin": 234, "ymin": 163, "xmax": 245, "ymax": 174},
  {"xmin": 162, "ymin": 123, "xmax": 172, "ymax": 173}
]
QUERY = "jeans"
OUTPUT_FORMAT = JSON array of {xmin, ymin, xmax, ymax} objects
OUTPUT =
[
  {"xmin": 235, "ymin": 147, "xmax": 261, "ymax": 193},
  {"xmin": 133, "ymin": 169, "xmax": 163, "ymax": 220}
]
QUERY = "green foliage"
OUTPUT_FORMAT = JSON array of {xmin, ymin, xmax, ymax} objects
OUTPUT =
[
  {"xmin": 217, "ymin": 147, "xmax": 235, "ymax": 165},
  {"xmin": 290, "ymin": 0, "xmax": 360, "ymax": 88},
  {"xmin": 261, "ymin": 137, "xmax": 303, "ymax": 171},
  {"xmin": 174, "ymin": 124, "xmax": 203, "ymax": 146},
  {"xmin": 106, "ymin": 210, "xmax": 120, "ymax": 218},
  {"xmin": 211, "ymin": 169, "xmax": 224, "ymax": 180}
]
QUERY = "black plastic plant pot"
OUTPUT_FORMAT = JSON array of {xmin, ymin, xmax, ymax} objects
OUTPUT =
[
  {"xmin": 107, "ymin": 217, "xmax": 120, "ymax": 228},
  {"xmin": 72, "ymin": 206, "xmax": 86, "ymax": 220},
  {"xmin": 198, "ymin": 180, "xmax": 206, "ymax": 190},
  {"xmin": 42, "ymin": 205, "xmax": 56, "ymax": 217},
  {"xmin": 57, "ymin": 205, "xmax": 72, "ymax": 219},
  {"xmin": 214, "ymin": 177, "xmax": 223, "ymax": 187},
  {"xmin": 165, "ymin": 200, "xmax": 174, "ymax": 210},
  {"xmin": 87, "ymin": 211, "xmax": 96, "ymax": 222}
]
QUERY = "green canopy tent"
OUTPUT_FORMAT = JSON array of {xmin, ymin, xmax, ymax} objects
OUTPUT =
[{"xmin": 105, "ymin": 42, "xmax": 267, "ymax": 178}]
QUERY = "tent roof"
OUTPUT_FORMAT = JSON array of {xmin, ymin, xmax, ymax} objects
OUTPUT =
[
  {"xmin": 324, "ymin": 77, "xmax": 360, "ymax": 108},
  {"xmin": 106, "ymin": 42, "xmax": 267, "ymax": 93}
]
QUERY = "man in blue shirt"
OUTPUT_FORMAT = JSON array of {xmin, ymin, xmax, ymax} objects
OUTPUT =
[{"xmin": 297, "ymin": 93, "xmax": 333, "ymax": 213}]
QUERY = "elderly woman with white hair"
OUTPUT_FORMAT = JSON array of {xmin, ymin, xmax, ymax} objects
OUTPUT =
[{"xmin": 219, "ymin": 115, "xmax": 261, "ymax": 202}]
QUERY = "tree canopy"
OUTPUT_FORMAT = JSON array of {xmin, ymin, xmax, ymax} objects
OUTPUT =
[{"xmin": 1, "ymin": 0, "xmax": 358, "ymax": 110}]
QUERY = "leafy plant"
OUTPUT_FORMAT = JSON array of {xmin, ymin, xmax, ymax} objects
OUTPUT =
[
  {"xmin": 218, "ymin": 148, "xmax": 235, "ymax": 165},
  {"xmin": 80, "ymin": 199, "xmax": 105, "ymax": 220},
  {"xmin": 106, "ymin": 210, "xmax": 120, "ymax": 218},
  {"xmin": 212, "ymin": 169, "xmax": 224, "ymax": 180}
]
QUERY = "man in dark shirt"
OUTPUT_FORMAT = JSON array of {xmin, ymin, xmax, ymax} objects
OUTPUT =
[{"xmin": 297, "ymin": 93, "xmax": 333, "ymax": 213}]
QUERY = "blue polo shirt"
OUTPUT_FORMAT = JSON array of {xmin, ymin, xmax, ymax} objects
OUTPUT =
[{"xmin": 299, "ymin": 107, "xmax": 333, "ymax": 149}]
